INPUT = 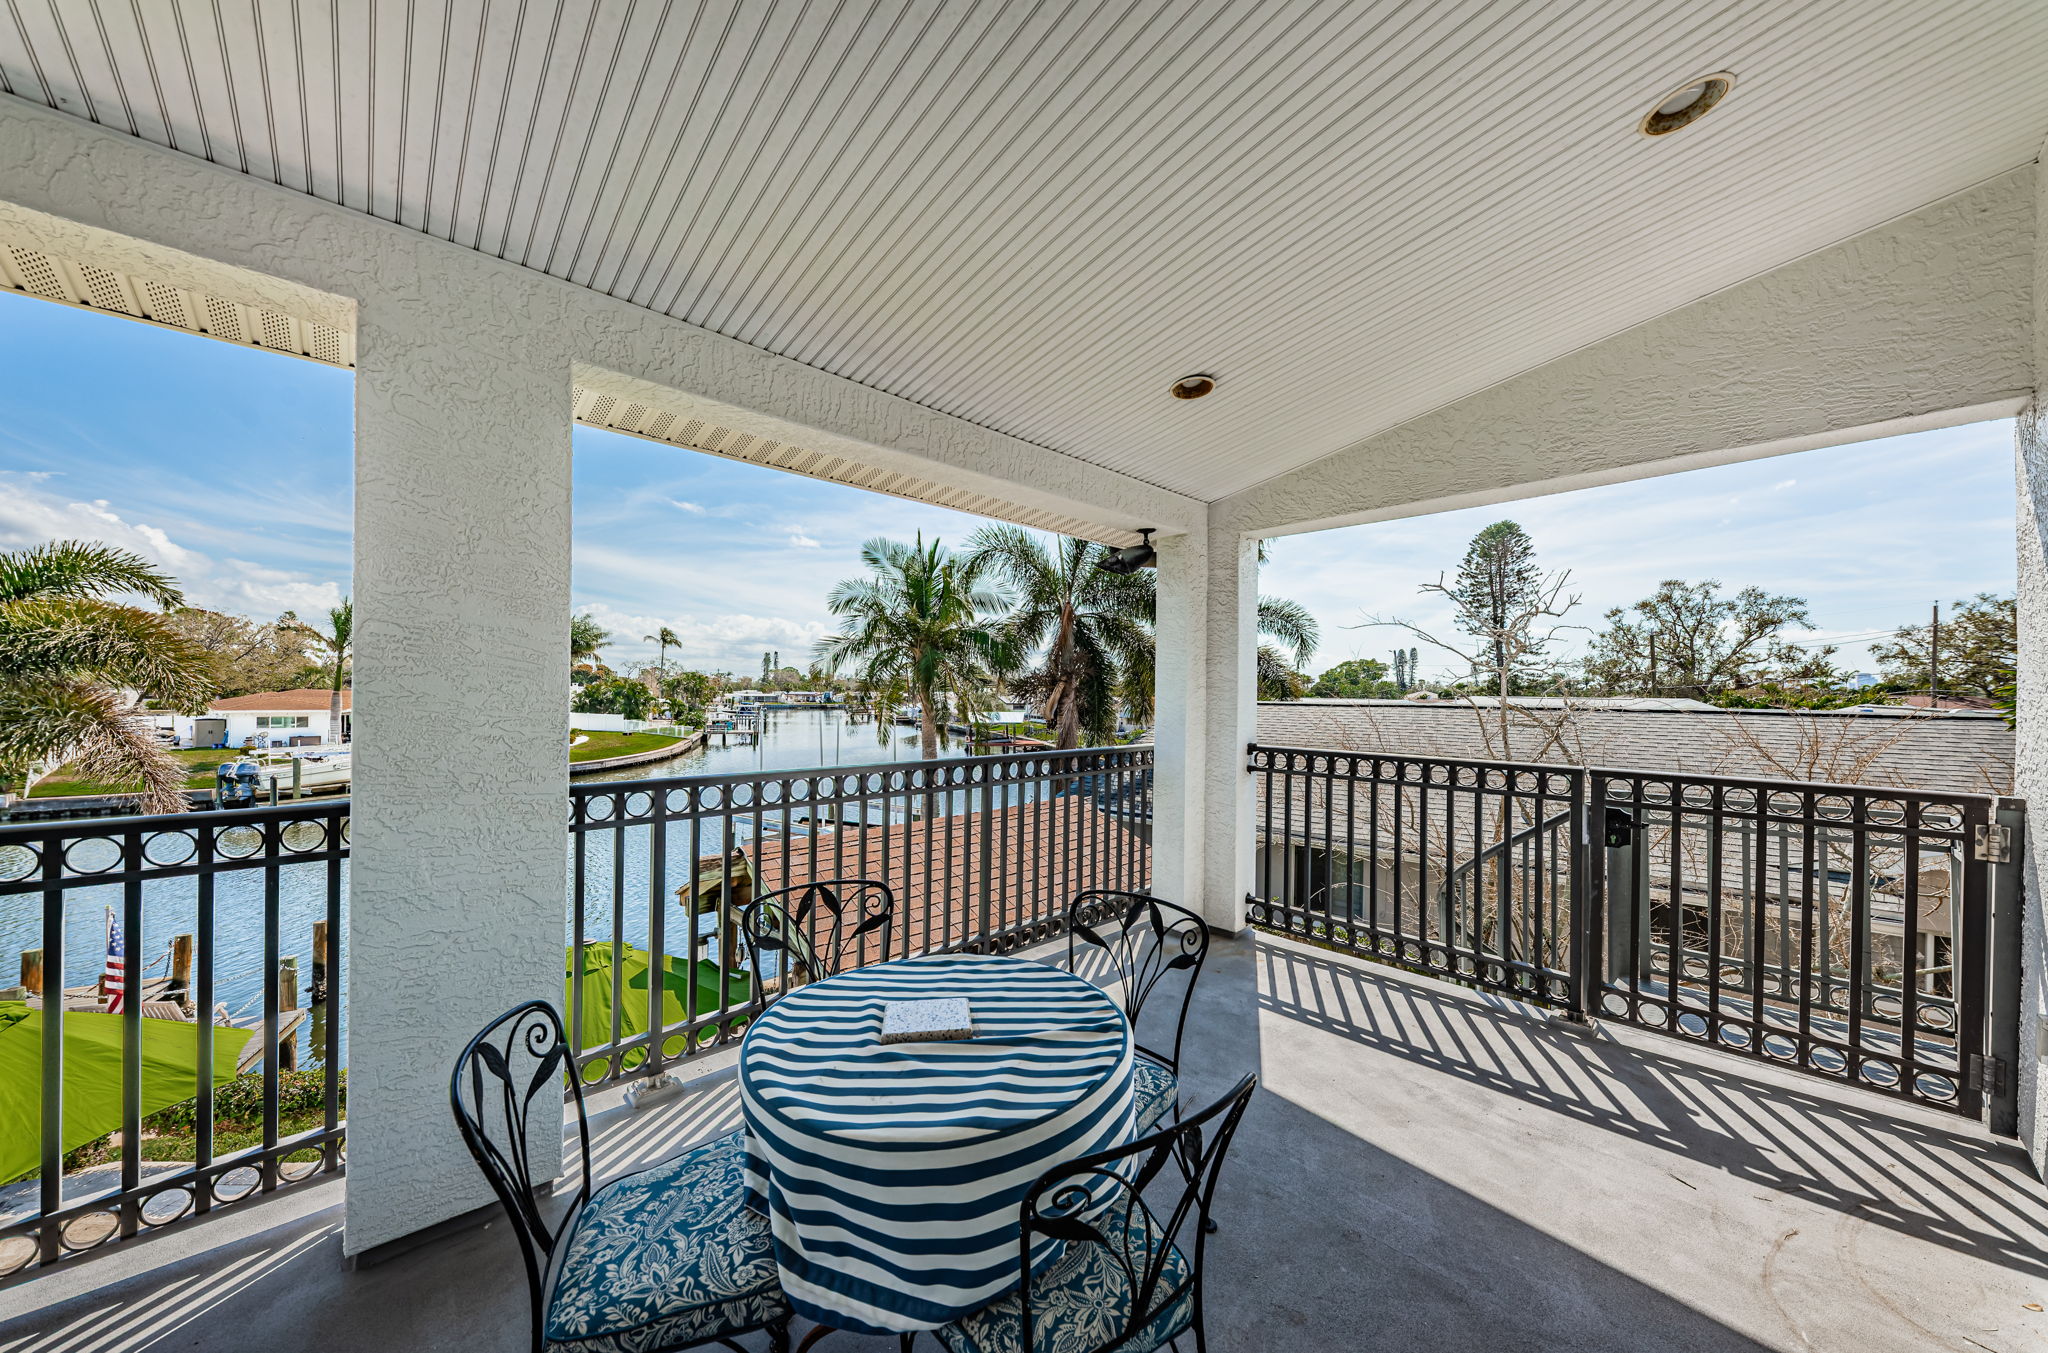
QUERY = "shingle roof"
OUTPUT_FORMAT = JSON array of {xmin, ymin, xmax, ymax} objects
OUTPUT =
[
  {"xmin": 1257, "ymin": 700, "xmax": 2013, "ymax": 795},
  {"xmin": 742, "ymin": 794, "xmax": 1150, "ymax": 961},
  {"xmin": 207, "ymin": 688, "xmax": 351, "ymax": 712}
]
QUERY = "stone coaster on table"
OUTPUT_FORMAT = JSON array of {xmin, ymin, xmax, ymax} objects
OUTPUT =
[{"xmin": 879, "ymin": 997, "xmax": 974, "ymax": 1043}]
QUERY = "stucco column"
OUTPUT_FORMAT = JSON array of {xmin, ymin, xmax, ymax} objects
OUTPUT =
[
  {"xmin": 346, "ymin": 301, "xmax": 573, "ymax": 1256},
  {"xmin": 2017, "ymin": 139, "xmax": 2048, "ymax": 1166},
  {"xmin": 1150, "ymin": 530, "xmax": 1206, "ymax": 912},
  {"xmin": 1201, "ymin": 526, "xmax": 1258, "ymax": 932},
  {"xmin": 2019, "ymin": 405, "xmax": 2046, "ymax": 1167},
  {"xmin": 1150, "ymin": 523, "xmax": 1257, "ymax": 930}
]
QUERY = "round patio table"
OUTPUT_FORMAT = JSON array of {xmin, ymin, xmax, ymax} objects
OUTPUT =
[{"xmin": 738, "ymin": 950, "xmax": 1136, "ymax": 1335}]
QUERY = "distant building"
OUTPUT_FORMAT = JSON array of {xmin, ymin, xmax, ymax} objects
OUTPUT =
[
  {"xmin": 165, "ymin": 689, "xmax": 353, "ymax": 749},
  {"xmin": 1259, "ymin": 697, "xmax": 2012, "ymax": 795}
]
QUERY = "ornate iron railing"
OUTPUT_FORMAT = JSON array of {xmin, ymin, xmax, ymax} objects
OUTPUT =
[
  {"xmin": 565, "ymin": 746, "xmax": 1154, "ymax": 1088},
  {"xmin": 1247, "ymin": 745, "xmax": 2023, "ymax": 1126},
  {"xmin": 0, "ymin": 801, "xmax": 347, "ymax": 1277},
  {"xmin": 0, "ymin": 744, "xmax": 1155, "ymax": 1277}
]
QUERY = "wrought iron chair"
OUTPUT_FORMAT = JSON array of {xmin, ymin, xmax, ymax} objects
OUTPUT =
[
  {"xmin": 736, "ymin": 878, "xmax": 896, "ymax": 1004},
  {"xmin": 924, "ymin": 1073, "xmax": 1258, "ymax": 1353},
  {"xmin": 1066, "ymin": 890, "xmax": 1210, "ymax": 1134},
  {"xmin": 450, "ymin": 1000, "xmax": 793, "ymax": 1353}
]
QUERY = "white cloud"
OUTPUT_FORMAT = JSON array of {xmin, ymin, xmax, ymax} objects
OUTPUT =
[
  {"xmin": 666, "ymin": 498, "xmax": 706, "ymax": 514},
  {"xmin": 575, "ymin": 600, "xmax": 830, "ymax": 673},
  {"xmin": 0, "ymin": 471, "xmax": 346, "ymax": 617},
  {"xmin": 788, "ymin": 532, "xmax": 820, "ymax": 549},
  {"xmin": 1260, "ymin": 419, "xmax": 2018, "ymax": 676}
]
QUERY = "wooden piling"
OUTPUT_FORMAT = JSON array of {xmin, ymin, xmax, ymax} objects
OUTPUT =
[
  {"xmin": 279, "ymin": 957, "xmax": 299, "ymax": 1070},
  {"xmin": 310, "ymin": 920, "xmax": 328, "ymax": 1003},
  {"xmin": 169, "ymin": 933, "xmax": 194, "ymax": 1007},
  {"xmin": 19, "ymin": 948, "xmax": 41, "ymax": 996}
]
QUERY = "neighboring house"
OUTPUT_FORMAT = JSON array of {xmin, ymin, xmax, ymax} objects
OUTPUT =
[
  {"xmin": 1897, "ymin": 692, "xmax": 2001, "ymax": 712},
  {"xmin": 1259, "ymin": 697, "xmax": 2013, "ymax": 795},
  {"xmin": 1253, "ymin": 698, "xmax": 2015, "ymax": 993},
  {"xmin": 165, "ymin": 689, "xmax": 353, "ymax": 749}
]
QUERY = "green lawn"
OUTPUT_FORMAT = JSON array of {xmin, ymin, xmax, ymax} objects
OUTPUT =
[
  {"xmin": 569, "ymin": 729, "xmax": 687, "ymax": 763},
  {"xmin": 31, "ymin": 731, "xmax": 686, "ymax": 796},
  {"xmin": 28, "ymin": 747, "xmax": 240, "ymax": 798}
]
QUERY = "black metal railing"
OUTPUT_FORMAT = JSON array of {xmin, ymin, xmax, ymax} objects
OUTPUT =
[
  {"xmin": 565, "ymin": 746, "xmax": 1153, "ymax": 1088},
  {"xmin": 1246, "ymin": 745, "xmax": 2023, "ymax": 1126},
  {"xmin": 0, "ymin": 745, "xmax": 1153, "ymax": 1275},
  {"xmin": 0, "ymin": 801, "xmax": 347, "ymax": 1277}
]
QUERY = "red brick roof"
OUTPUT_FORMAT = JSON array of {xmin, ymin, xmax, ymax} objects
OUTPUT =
[
  {"xmin": 208, "ymin": 688, "xmax": 352, "ymax": 712},
  {"xmin": 743, "ymin": 795, "xmax": 1150, "ymax": 962}
]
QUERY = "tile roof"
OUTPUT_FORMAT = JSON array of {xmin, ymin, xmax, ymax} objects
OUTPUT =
[
  {"xmin": 1257, "ymin": 700, "xmax": 2013, "ymax": 795},
  {"xmin": 742, "ymin": 793, "xmax": 1151, "ymax": 962}
]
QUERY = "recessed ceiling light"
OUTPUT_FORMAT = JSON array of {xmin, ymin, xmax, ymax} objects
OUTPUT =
[
  {"xmin": 1169, "ymin": 373, "xmax": 1217, "ymax": 400},
  {"xmin": 1639, "ymin": 72, "xmax": 1734, "ymax": 136}
]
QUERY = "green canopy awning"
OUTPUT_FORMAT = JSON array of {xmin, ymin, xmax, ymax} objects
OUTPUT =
[
  {"xmin": 0, "ymin": 1003, "xmax": 253, "ymax": 1185},
  {"xmin": 566, "ymin": 945, "xmax": 754, "ymax": 1076}
]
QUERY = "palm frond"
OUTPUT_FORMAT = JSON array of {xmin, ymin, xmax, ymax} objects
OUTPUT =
[
  {"xmin": 0, "ymin": 599, "xmax": 217, "ymax": 707},
  {"xmin": 1257, "ymin": 595, "xmax": 1319, "ymax": 668},
  {"xmin": 0, "ymin": 540, "xmax": 185, "ymax": 608},
  {"xmin": 0, "ymin": 680, "xmax": 191, "ymax": 812}
]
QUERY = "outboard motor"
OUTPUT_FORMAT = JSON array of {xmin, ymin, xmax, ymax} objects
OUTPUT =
[{"xmin": 215, "ymin": 759, "xmax": 259, "ymax": 807}]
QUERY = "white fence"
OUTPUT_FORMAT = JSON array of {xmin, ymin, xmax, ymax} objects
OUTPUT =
[{"xmin": 569, "ymin": 714, "xmax": 676, "ymax": 734}]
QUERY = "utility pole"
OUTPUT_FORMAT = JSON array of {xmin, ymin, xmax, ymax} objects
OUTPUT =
[
  {"xmin": 1647, "ymin": 633, "xmax": 1659, "ymax": 698},
  {"xmin": 1929, "ymin": 602, "xmax": 1941, "ymax": 703}
]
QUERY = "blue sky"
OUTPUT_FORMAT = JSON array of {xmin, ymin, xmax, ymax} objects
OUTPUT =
[{"xmin": 0, "ymin": 286, "xmax": 2019, "ymax": 680}]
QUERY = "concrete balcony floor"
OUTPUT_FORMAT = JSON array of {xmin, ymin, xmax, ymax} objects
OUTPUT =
[{"xmin": 6, "ymin": 931, "xmax": 2047, "ymax": 1353}]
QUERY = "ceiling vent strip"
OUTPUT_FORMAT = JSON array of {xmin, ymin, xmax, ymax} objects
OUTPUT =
[
  {"xmin": 0, "ymin": 237, "xmax": 1128, "ymax": 544},
  {"xmin": 0, "ymin": 241, "xmax": 354, "ymax": 368}
]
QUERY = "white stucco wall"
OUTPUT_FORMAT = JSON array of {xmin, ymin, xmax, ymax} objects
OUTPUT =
[
  {"xmin": 1148, "ymin": 531, "xmax": 1206, "ymax": 916},
  {"xmin": 1149, "ymin": 524, "xmax": 1256, "ymax": 931},
  {"xmin": 346, "ymin": 303, "xmax": 575, "ymax": 1254},
  {"xmin": 1203, "ymin": 526, "xmax": 1258, "ymax": 932},
  {"xmin": 2015, "ymin": 145, "xmax": 2048, "ymax": 1174},
  {"xmin": 1216, "ymin": 169, "xmax": 2036, "ymax": 540}
]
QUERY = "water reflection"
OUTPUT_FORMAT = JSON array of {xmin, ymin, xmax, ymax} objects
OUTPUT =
[{"xmin": 0, "ymin": 709, "xmax": 936, "ymax": 1070}]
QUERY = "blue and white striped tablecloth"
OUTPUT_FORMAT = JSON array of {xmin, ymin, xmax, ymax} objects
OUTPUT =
[{"xmin": 738, "ymin": 951, "xmax": 1136, "ymax": 1334}]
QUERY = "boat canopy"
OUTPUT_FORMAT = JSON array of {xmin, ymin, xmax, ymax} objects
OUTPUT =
[{"xmin": 0, "ymin": 1003, "xmax": 252, "ymax": 1185}]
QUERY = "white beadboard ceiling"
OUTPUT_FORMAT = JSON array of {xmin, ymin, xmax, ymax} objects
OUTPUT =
[{"xmin": 3, "ymin": 1, "xmax": 2045, "ymax": 504}]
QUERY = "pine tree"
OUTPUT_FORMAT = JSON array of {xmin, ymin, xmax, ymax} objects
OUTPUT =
[{"xmin": 1449, "ymin": 522, "xmax": 1545, "ymax": 688}]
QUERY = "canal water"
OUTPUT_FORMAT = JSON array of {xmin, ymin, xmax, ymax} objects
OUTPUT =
[{"xmin": 0, "ymin": 709, "xmax": 934, "ymax": 1071}]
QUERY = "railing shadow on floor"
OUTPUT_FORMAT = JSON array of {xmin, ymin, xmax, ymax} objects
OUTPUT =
[{"xmin": 1253, "ymin": 939, "xmax": 2048, "ymax": 1280}]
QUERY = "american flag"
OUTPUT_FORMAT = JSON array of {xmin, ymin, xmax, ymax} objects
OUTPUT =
[{"xmin": 103, "ymin": 907, "xmax": 126, "ymax": 1014}]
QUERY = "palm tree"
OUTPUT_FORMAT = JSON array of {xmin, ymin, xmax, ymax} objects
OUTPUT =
[
  {"xmin": 0, "ymin": 540, "xmax": 215, "ymax": 812},
  {"xmin": 570, "ymin": 612, "xmax": 611, "ymax": 673},
  {"xmin": 1253, "ymin": 595, "xmax": 1318, "ymax": 701},
  {"xmin": 815, "ymin": 536, "xmax": 1010, "ymax": 759},
  {"xmin": 643, "ymin": 624, "xmax": 681, "ymax": 676},
  {"xmin": 281, "ymin": 598, "xmax": 351, "ymax": 743},
  {"xmin": 965, "ymin": 525, "xmax": 1152, "ymax": 749},
  {"xmin": 660, "ymin": 669, "xmax": 716, "ymax": 720}
]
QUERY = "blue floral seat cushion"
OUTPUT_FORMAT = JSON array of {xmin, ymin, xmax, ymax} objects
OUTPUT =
[
  {"xmin": 544, "ymin": 1131, "xmax": 789, "ymax": 1353},
  {"xmin": 932, "ymin": 1199, "xmax": 1194, "ymax": 1353},
  {"xmin": 1131, "ymin": 1054, "xmax": 1178, "ymax": 1134}
]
